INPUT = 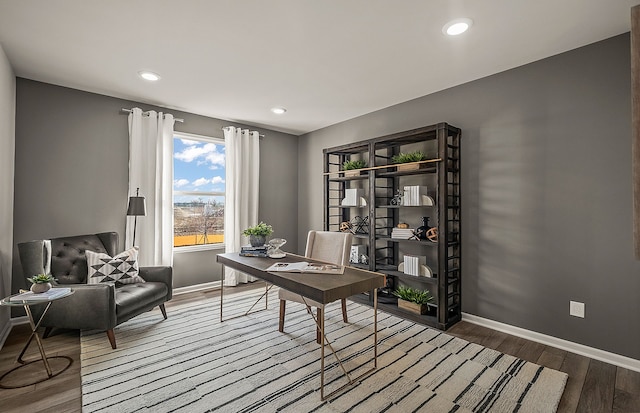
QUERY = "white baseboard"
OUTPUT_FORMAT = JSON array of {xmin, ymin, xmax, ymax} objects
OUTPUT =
[
  {"xmin": 462, "ymin": 312, "xmax": 640, "ymax": 373},
  {"xmin": 0, "ymin": 320, "xmax": 11, "ymax": 349},
  {"xmin": 0, "ymin": 316, "xmax": 29, "ymax": 350},
  {"xmin": 172, "ymin": 281, "xmax": 221, "ymax": 296}
]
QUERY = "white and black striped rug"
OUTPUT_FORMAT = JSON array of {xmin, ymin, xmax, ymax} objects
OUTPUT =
[{"xmin": 81, "ymin": 287, "xmax": 567, "ymax": 412}]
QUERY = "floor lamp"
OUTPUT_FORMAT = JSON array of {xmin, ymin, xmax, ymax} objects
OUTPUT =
[{"xmin": 127, "ymin": 188, "xmax": 146, "ymax": 246}]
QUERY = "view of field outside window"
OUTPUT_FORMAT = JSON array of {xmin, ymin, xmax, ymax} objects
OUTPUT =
[{"xmin": 173, "ymin": 135, "xmax": 225, "ymax": 247}]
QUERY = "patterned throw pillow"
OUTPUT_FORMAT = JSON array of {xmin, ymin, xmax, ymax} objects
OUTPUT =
[{"xmin": 86, "ymin": 247, "xmax": 145, "ymax": 285}]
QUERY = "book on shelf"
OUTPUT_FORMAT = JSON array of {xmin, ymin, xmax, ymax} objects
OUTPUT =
[
  {"xmin": 403, "ymin": 186, "xmax": 429, "ymax": 206},
  {"xmin": 341, "ymin": 188, "xmax": 366, "ymax": 207},
  {"xmin": 10, "ymin": 287, "xmax": 72, "ymax": 302},
  {"xmin": 403, "ymin": 255, "xmax": 426, "ymax": 276},
  {"xmin": 266, "ymin": 261, "xmax": 345, "ymax": 274}
]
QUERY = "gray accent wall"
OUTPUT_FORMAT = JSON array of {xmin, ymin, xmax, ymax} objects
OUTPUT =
[
  {"xmin": 0, "ymin": 44, "xmax": 15, "ymax": 341},
  {"xmin": 298, "ymin": 34, "xmax": 640, "ymax": 360},
  {"xmin": 13, "ymin": 79, "xmax": 298, "ymax": 293}
]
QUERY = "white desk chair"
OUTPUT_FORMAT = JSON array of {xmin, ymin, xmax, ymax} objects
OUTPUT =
[{"xmin": 278, "ymin": 230, "xmax": 353, "ymax": 343}]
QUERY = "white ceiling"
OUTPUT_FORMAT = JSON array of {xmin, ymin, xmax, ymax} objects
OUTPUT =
[{"xmin": 0, "ymin": 1, "xmax": 638, "ymax": 135}]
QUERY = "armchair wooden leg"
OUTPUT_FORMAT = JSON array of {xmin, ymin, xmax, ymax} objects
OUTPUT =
[
  {"xmin": 341, "ymin": 298, "xmax": 348, "ymax": 323},
  {"xmin": 43, "ymin": 327, "xmax": 53, "ymax": 338},
  {"xmin": 159, "ymin": 304, "xmax": 168, "ymax": 320},
  {"xmin": 279, "ymin": 300, "xmax": 286, "ymax": 332},
  {"xmin": 316, "ymin": 308, "xmax": 323, "ymax": 344},
  {"xmin": 106, "ymin": 329, "xmax": 117, "ymax": 349}
]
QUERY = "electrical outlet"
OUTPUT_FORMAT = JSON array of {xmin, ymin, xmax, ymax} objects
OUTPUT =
[{"xmin": 570, "ymin": 301, "xmax": 585, "ymax": 318}]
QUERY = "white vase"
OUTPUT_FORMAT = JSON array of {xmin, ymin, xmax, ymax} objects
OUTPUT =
[{"xmin": 30, "ymin": 283, "xmax": 52, "ymax": 293}]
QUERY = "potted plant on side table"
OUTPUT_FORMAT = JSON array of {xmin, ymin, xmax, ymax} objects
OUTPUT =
[
  {"xmin": 393, "ymin": 286, "xmax": 433, "ymax": 315},
  {"xmin": 243, "ymin": 222, "xmax": 274, "ymax": 247},
  {"xmin": 27, "ymin": 274, "xmax": 57, "ymax": 293}
]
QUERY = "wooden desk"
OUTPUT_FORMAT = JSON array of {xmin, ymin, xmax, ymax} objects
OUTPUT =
[{"xmin": 216, "ymin": 252, "xmax": 385, "ymax": 399}]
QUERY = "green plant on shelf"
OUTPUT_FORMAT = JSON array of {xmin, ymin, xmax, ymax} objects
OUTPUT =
[
  {"xmin": 27, "ymin": 273, "xmax": 57, "ymax": 284},
  {"xmin": 342, "ymin": 159, "xmax": 367, "ymax": 170},
  {"xmin": 392, "ymin": 286, "xmax": 433, "ymax": 305},
  {"xmin": 391, "ymin": 150, "xmax": 426, "ymax": 164},
  {"xmin": 242, "ymin": 222, "xmax": 274, "ymax": 237}
]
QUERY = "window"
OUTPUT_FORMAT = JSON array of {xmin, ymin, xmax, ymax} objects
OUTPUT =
[{"xmin": 173, "ymin": 132, "xmax": 225, "ymax": 249}]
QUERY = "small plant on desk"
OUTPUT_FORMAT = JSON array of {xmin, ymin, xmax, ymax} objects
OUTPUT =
[{"xmin": 243, "ymin": 222, "xmax": 274, "ymax": 247}]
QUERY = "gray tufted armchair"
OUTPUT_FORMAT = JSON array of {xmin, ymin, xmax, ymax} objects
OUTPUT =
[{"xmin": 18, "ymin": 232, "xmax": 172, "ymax": 349}]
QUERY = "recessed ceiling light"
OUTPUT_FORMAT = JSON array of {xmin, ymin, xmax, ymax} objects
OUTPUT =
[
  {"xmin": 271, "ymin": 107, "xmax": 287, "ymax": 115},
  {"xmin": 138, "ymin": 71, "xmax": 161, "ymax": 81},
  {"xmin": 442, "ymin": 18, "xmax": 473, "ymax": 36}
]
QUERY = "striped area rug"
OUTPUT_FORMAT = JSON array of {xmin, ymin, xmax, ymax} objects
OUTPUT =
[{"xmin": 80, "ymin": 287, "xmax": 567, "ymax": 412}]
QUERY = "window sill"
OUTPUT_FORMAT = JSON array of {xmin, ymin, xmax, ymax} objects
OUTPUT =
[{"xmin": 173, "ymin": 244, "xmax": 225, "ymax": 254}]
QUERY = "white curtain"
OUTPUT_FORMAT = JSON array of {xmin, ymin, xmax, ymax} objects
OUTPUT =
[
  {"xmin": 127, "ymin": 108, "xmax": 175, "ymax": 267},
  {"xmin": 224, "ymin": 126, "xmax": 260, "ymax": 285}
]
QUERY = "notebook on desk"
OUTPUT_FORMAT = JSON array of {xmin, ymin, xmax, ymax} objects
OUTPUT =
[{"xmin": 266, "ymin": 261, "xmax": 345, "ymax": 274}]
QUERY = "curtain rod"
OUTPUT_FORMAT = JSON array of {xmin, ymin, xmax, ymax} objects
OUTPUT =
[
  {"xmin": 222, "ymin": 126, "xmax": 265, "ymax": 138},
  {"xmin": 120, "ymin": 108, "xmax": 184, "ymax": 123}
]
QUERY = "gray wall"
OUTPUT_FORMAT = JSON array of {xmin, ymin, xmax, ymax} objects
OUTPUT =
[
  {"xmin": 298, "ymin": 34, "xmax": 640, "ymax": 360},
  {"xmin": 0, "ymin": 45, "xmax": 15, "ymax": 338},
  {"xmin": 13, "ymin": 79, "xmax": 298, "ymax": 293}
]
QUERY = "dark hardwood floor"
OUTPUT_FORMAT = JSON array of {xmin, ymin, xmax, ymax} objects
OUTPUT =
[{"xmin": 1, "ymin": 286, "xmax": 639, "ymax": 412}]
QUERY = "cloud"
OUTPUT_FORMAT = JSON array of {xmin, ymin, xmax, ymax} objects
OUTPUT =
[
  {"xmin": 211, "ymin": 176, "xmax": 225, "ymax": 184},
  {"xmin": 192, "ymin": 177, "xmax": 210, "ymax": 187},
  {"xmin": 206, "ymin": 151, "xmax": 225, "ymax": 168},
  {"xmin": 175, "ymin": 143, "xmax": 218, "ymax": 163},
  {"xmin": 174, "ymin": 178, "xmax": 189, "ymax": 188}
]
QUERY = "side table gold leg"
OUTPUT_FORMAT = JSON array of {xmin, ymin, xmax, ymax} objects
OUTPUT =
[{"xmin": 19, "ymin": 303, "xmax": 53, "ymax": 376}]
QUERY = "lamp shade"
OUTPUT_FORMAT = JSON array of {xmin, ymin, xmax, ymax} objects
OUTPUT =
[{"xmin": 127, "ymin": 196, "xmax": 146, "ymax": 216}]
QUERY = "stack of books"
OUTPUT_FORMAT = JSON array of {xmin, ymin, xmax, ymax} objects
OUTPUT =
[
  {"xmin": 10, "ymin": 287, "xmax": 72, "ymax": 302},
  {"xmin": 391, "ymin": 227, "xmax": 415, "ymax": 239},
  {"xmin": 239, "ymin": 245, "xmax": 268, "ymax": 257}
]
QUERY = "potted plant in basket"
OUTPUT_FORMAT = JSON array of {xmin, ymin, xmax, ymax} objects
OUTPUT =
[
  {"xmin": 393, "ymin": 285, "xmax": 433, "ymax": 315},
  {"xmin": 342, "ymin": 159, "xmax": 367, "ymax": 177},
  {"xmin": 391, "ymin": 150, "xmax": 426, "ymax": 171},
  {"xmin": 243, "ymin": 222, "xmax": 274, "ymax": 247},
  {"xmin": 27, "ymin": 274, "xmax": 57, "ymax": 293}
]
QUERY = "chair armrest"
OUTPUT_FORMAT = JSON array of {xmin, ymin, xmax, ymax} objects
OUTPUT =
[
  {"xmin": 139, "ymin": 266, "xmax": 173, "ymax": 301},
  {"xmin": 32, "ymin": 284, "xmax": 117, "ymax": 331}
]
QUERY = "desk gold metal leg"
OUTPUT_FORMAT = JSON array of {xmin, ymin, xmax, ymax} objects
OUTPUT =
[
  {"xmin": 220, "ymin": 266, "xmax": 273, "ymax": 323},
  {"xmin": 320, "ymin": 304, "xmax": 325, "ymax": 399},
  {"xmin": 374, "ymin": 288, "xmax": 378, "ymax": 368},
  {"xmin": 306, "ymin": 293, "xmax": 378, "ymax": 401},
  {"xmin": 220, "ymin": 265, "xmax": 224, "ymax": 323}
]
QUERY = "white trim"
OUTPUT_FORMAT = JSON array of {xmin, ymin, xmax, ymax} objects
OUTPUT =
[
  {"xmin": 172, "ymin": 281, "xmax": 221, "ymax": 296},
  {"xmin": 174, "ymin": 190, "xmax": 225, "ymax": 197},
  {"xmin": 462, "ymin": 312, "xmax": 640, "ymax": 373},
  {"xmin": 11, "ymin": 315, "xmax": 28, "ymax": 326},
  {"xmin": 173, "ymin": 243, "xmax": 225, "ymax": 253},
  {"xmin": 174, "ymin": 131, "xmax": 223, "ymax": 143},
  {"xmin": 0, "ymin": 316, "xmax": 29, "ymax": 350},
  {"xmin": 0, "ymin": 320, "xmax": 11, "ymax": 349}
]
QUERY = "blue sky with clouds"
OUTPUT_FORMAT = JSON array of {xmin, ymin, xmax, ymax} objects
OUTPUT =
[{"xmin": 173, "ymin": 138, "xmax": 226, "ymax": 193}]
